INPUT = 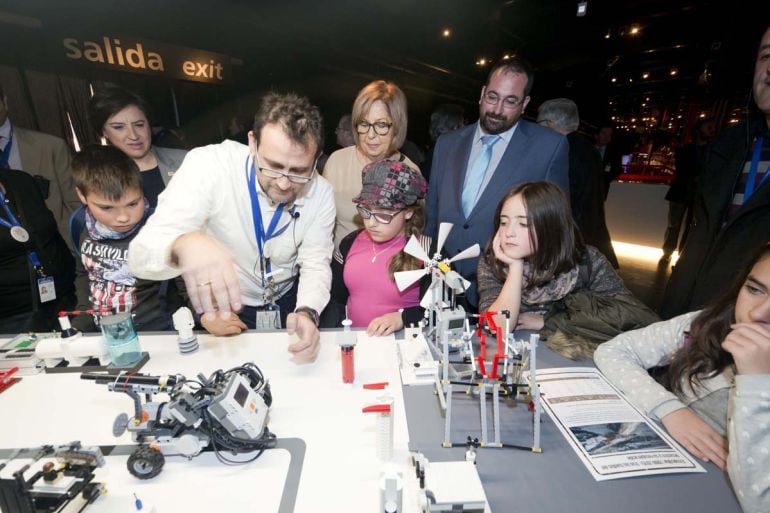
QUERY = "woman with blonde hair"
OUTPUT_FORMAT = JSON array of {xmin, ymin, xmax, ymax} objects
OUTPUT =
[{"xmin": 324, "ymin": 80, "xmax": 419, "ymax": 247}]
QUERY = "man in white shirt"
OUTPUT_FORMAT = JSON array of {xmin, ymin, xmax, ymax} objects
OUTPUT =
[{"xmin": 129, "ymin": 93, "xmax": 334, "ymax": 359}]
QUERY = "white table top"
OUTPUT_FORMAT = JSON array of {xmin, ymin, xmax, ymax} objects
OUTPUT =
[{"xmin": 0, "ymin": 330, "xmax": 416, "ymax": 513}]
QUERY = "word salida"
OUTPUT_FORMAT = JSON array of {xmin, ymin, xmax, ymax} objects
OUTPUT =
[
  {"xmin": 63, "ymin": 37, "xmax": 224, "ymax": 80},
  {"xmin": 64, "ymin": 37, "xmax": 165, "ymax": 71}
]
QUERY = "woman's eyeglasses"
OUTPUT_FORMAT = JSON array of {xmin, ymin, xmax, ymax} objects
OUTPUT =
[{"xmin": 356, "ymin": 121, "xmax": 393, "ymax": 136}]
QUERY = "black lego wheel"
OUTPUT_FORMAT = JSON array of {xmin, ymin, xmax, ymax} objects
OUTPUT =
[{"xmin": 127, "ymin": 446, "xmax": 165, "ymax": 479}]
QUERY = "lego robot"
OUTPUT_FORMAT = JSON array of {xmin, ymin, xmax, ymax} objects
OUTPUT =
[{"xmin": 81, "ymin": 362, "xmax": 275, "ymax": 479}]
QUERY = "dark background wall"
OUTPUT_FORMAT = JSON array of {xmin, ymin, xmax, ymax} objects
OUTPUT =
[{"xmin": 0, "ymin": 0, "xmax": 768, "ymax": 154}]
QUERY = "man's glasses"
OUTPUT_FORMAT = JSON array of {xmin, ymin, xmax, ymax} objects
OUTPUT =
[
  {"xmin": 356, "ymin": 121, "xmax": 393, "ymax": 136},
  {"xmin": 255, "ymin": 151, "xmax": 316, "ymax": 184},
  {"xmin": 482, "ymin": 91, "xmax": 526, "ymax": 109},
  {"xmin": 356, "ymin": 205, "xmax": 402, "ymax": 224}
]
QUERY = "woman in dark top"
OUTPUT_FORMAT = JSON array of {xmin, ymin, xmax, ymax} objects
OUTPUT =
[
  {"xmin": 88, "ymin": 85, "xmax": 187, "ymax": 208},
  {"xmin": 0, "ymin": 170, "xmax": 76, "ymax": 333}
]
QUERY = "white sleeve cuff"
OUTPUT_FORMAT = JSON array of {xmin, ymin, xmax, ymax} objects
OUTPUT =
[{"xmin": 650, "ymin": 398, "xmax": 687, "ymax": 421}]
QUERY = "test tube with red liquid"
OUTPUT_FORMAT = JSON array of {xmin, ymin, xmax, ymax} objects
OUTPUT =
[{"xmin": 339, "ymin": 318, "xmax": 357, "ymax": 384}]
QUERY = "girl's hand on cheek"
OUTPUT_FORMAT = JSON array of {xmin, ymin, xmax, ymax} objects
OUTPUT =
[
  {"xmin": 493, "ymin": 231, "xmax": 517, "ymax": 267},
  {"xmin": 723, "ymin": 322, "xmax": 770, "ymax": 374}
]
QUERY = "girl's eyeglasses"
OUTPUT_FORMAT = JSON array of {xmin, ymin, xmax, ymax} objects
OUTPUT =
[{"xmin": 356, "ymin": 205, "xmax": 403, "ymax": 224}]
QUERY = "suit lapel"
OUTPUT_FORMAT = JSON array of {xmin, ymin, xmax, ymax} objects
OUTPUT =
[
  {"xmin": 15, "ymin": 128, "xmax": 43, "ymax": 172},
  {"xmin": 700, "ymin": 134, "xmax": 749, "ymax": 230},
  {"xmin": 734, "ymin": 131, "xmax": 770, "ymax": 219},
  {"xmin": 723, "ymin": 166, "xmax": 770, "ymax": 230},
  {"xmin": 154, "ymin": 148, "xmax": 173, "ymax": 186},
  {"xmin": 452, "ymin": 126, "xmax": 475, "ymax": 217}
]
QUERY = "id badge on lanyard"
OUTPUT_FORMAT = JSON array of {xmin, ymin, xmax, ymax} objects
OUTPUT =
[
  {"xmin": 246, "ymin": 157, "xmax": 295, "ymax": 328},
  {"xmin": 256, "ymin": 305, "xmax": 281, "ymax": 330},
  {"xmin": 0, "ymin": 188, "xmax": 55, "ymax": 303}
]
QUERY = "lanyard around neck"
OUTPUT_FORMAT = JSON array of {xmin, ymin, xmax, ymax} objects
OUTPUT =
[
  {"xmin": 744, "ymin": 136, "xmax": 770, "ymax": 203},
  {"xmin": 0, "ymin": 187, "xmax": 42, "ymax": 269},
  {"xmin": 245, "ymin": 157, "xmax": 296, "ymax": 283}
]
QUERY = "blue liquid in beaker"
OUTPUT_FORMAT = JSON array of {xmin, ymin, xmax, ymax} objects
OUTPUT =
[{"xmin": 100, "ymin": 313, "xmax": 142, "ymax": 367}]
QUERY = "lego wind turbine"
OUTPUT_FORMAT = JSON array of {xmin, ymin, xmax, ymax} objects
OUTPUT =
[{"xmin": 394, "ymin": 222, "xmax": 480, "ymax": 307}]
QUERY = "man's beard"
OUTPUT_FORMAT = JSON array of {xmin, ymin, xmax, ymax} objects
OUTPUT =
[{"xmin": 480, "ymin": 113, "xmax": 515, "ymax": 134}]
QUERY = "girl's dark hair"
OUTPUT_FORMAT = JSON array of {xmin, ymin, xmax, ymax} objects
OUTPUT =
[
  {"xmin": 666, "ymin": 244, "xmax": 770, "ymax": 395},
  {"xmin": 88, "ymin": 85, "xmax": 152, "ymax": 136},
  {"xmin": 483, "ymin": 181, "xmax": 583, "ymax": 288}
]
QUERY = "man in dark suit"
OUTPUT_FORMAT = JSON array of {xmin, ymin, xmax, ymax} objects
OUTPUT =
[
  {"xmin": 537, "ymin": 98, "xmax": 618, "ymax": 268},
  {"xmin": 596, "ymin": 123, "xmax": 623, "ymax": 199},
  {"xmin": 0, "ymin": 84, "xmax": 79, "ymax": 249},
  {"xmin": 425, "ymin": 58, "xmax": 569, "ymax": 308},
  {"xmin": 660, "ymin": 117, "xmax": 716, "ymax": 262},
  {"xmin": 660, "ymin": 24, "xmax": 770, "ymax": 318}
]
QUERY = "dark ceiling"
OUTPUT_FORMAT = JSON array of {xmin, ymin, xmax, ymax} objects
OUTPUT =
[{"xmin": 0, "ymin": 0, "xmax": 767, "ymax": 146}]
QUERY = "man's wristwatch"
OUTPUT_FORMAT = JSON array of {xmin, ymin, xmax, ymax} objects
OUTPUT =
[{"xmin": 294, "ymin": 306, "xmax": 320, "ymax": 327}]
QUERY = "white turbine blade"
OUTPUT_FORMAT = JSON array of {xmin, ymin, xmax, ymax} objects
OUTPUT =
[
  {"xmin": 403, "ymin": 235, "xmax": 430, "ymax": 262},
  {"xmin": 445, "ymin": 271, "xmax": 471, "ymax": 293},
  {"xmin": 394, "ymin": 269, "xmax": 428, "ymax": 291},
  {"xmin": 420, "ymin": 280, "xmax": 442, "ymax": 309},
  {"xmin": 436, "ymin": 223, "xmax": 452, "ymax": 255},
  {"xmin": 420, "ymin": 287, "xmax": 433, "ymax": 309},
  {"xmin": 448, "ymin": 243, "xmax": 480, "ymax": 263}
]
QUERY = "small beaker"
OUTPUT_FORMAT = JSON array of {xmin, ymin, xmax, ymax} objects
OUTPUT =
[{"xmin": 100, "ymin": 313, "xmax": 142, "ymax": 367}]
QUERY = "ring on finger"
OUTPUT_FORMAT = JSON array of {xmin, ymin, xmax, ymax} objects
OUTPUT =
[{"xmin": 197, "ymin": 281, "xmax": 212, "ymax": 287}]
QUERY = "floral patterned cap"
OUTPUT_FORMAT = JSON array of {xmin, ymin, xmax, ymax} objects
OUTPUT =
[{"xmin": 352, "ymin": 160, "xmax": 427, "ymax": 209}]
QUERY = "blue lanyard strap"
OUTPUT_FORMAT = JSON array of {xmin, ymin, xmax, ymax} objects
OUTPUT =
[
  {"xmin": 245, "ymin": 157, "xmax": 296, "ymax": 284},
  {"xmin": 0, "ymin": 187, "xmax": 43, "ymax": 271},
  {"xmin": 27, "ymin": 250, "xmax": 42, "ymax": 270},
  {"xmin": 745, "ymin": 136, "xmax": 770, "ymax": 203},
  {"xmin": 0, "ymin": 189, "xmax": 21, "ymax": 229},
  {"xmin": 0, "ymin": 126, "xmax": 12, "ymax": 168}
]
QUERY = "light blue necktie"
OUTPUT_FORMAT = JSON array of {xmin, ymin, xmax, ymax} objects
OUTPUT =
[{"xmin": 462, "ymin": 134, "xmax": 501, "ymax": 216}]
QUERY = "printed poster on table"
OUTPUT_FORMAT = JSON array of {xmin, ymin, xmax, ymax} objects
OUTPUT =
[{"xmin": 532, "ymin": 367, "xmax": 706, "ymax": 481}]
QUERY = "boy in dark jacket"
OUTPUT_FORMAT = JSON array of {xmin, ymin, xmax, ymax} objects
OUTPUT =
[{"xmin": 71, "ymin": 145, "xmax": 175, "ymax": 331}]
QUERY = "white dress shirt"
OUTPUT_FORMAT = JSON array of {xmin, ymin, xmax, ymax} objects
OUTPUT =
[{"xmin": 128, "ymin": 140, "xmax": 335, "ymax": 314}]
